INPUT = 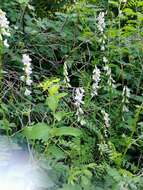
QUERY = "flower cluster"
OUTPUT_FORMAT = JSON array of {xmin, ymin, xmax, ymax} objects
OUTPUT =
[
  {"xmin": 0, "ymin": 9, "xmax": 10, "ymax": 47},
  {"xmin": 97, "ymin": 12, "xmax": 107, "ymax": 51},
  {"xmin": 97, "ymin": 12, "xmax": 105, "ymax": 34},
  {"xmin": 122, "ymin": 86, "xmax": 130, "ymax": 112},
  {"xmin": 91, "ymin": 66, "xmax": 101, "ymax": 97},
  {"xmin": 0, "ymin": 9, "xmax": 10, "ymax": 36},
  {"xmin": 74, "ymin": 87, "xmax": 85, "ymax": 125},
  {"xmin": 104, "ymin": 65, "xmax": 115, "ymax": 89},
  {"xmin": 63, "ymin": 61, "xmax": 71, "ymax": 87},
  {"xmin": 0, "ymin": 9, "xmax": 10, "ymax": 48},
  {"xmin": 21, "ymin": 54, "xmax": 33, "ymax": 96},
  {"xmin": 101, "ymin": 109, "xmax": 110, "ymax": 137},
  {"xmin": 101, "ymin": 110, "xmax": 110, "ymax": 128}
]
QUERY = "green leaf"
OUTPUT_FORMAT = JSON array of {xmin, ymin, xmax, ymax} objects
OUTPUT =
[
  {"xmin": 46, "ymin": 96, "xmax": 59, "ymax": 112},
  {"xmin": 109, "ymin": 1, "xmax": 119, "ymax": 7},
  {"xmin": 49, "ymin": 84, "xmax": 60, "ymax": 96},
  {"xmin": 17, "ymin": 0, "xmax": 29, "ymax": 4},
  {"xmin": 57, "ymin": 92, "xmax": 67, "ymax": 99},
  {"xmin": 23, "ymin": 123, "xmax": 50, "ymax": 140},
  {"xmin": 54, "ymin": 111, "xmax": 67, "ymax": 121},
  {"xmin": 50, "ymin": 127, "xmax": 82, "ymax": 137},
  {"xmin": 123, "ymin": 8, "xmax": 136, "ymax": 16},
  {"xmin": 47, "ymin": 145, "xmax": 65, "ymax": 160},
  {"xmin": 58, "ymin": 184, "xmax": 82, "ymax": 190},
  {"xmin": 0, "ymin": 119, "xmax": 11, "ymax": 131},
  {"xmin": 130, "ymin": 95, "xmax": 143, "ymax": 103},
  {"xmin": 81, "ymin": 176, "xmax": 90, "ymax": 186}
]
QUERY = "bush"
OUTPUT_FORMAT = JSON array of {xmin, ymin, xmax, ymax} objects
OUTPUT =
[{"xmin": 0, "ymin": 0, "xmax": 143, "ymax": 189}]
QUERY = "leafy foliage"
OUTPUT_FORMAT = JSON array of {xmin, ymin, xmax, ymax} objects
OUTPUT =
[{"xmin": 0, "ymin": 0, "xmax": 143, "ymax": 189}]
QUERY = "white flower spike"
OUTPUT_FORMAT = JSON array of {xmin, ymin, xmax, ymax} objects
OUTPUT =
[{"xmin": 21, "ymin": 54, "xmax": 33, "ymax": 96}]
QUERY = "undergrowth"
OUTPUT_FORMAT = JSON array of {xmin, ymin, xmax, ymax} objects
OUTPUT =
[{"xmin": 0, "ymin": 0, "xmax": 143, "ymax": 189}]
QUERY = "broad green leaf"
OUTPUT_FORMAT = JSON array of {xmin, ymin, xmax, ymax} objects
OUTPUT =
[
  {"xmin": 57, "ymin": 92, "xmax": 67, "ymax": 99},
  {"xmin": 48, "ymin": 84, "xmax": 60, "ymax": 96},
  {"xmin": 54, "ymin": 111, "xmax": 66, "ymax": 121},
  {"xmin": 50, "ymin": 127, "xmax": 82, "ymax": 137},
  {"xmin": 46, "ymin": 96, "xmax": 59, "ymax": 112},
  {"xmin": 23, "ymin": 123, "xmax": 50, "ymax": 140},
  {"xmin": 47, "ymin": 145, "xmax": 65, "ymax": 160}
]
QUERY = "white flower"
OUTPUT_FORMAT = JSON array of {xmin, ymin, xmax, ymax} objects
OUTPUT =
[
  {"xmin": 21, "ymin": 54, "xmax": 33, "ymax": 96},
  {"xmin": 91, "ymin": 66, "xmax": 101, "ymax": 97},
  {"xmin": 104, "ymin": 65, "xmax": 115, "ymax": 88},
  {"xmin": 24, "ymin": 88, "xmax": 31, "ymax": 96},
  {"xmin": 101, "ymin": 45, "xmax": 105, "ymax": 51},
  {"xmin": 103, "ymin": 56, "xmax": 108, "ymax": 63},
  {"xmin": 123, "ymin": 105, "xmax": 129, "ymax": 112},
  {"xmin": 122, "ymin": 86, "xmax": 130, "ymax": 99},
  {"xmin": 22, "ymin": 54, "xmax": 32, "ymax": 66},
  {"xmin": 25, "ymin": 67, "xmax": 32, "ymax": 75},
  {"xmin": 74, "ymin": 87, "xmax": 85, "ymax": 125},
  {"xmin": 26, "ymin": 78, "xmax": 33, "ymax": 86},
  {"xmin": 122, "ymin": 86, "xmax": 130, "ymax": 113},
  {"xmin": 22, "ymin": 54, "xmax": 32, "ymax": 86},
  {"xmin": 74, "ymin": 87, "xmax": 84, "ymax": 107},
  {"xmin": 20, "ymin": 76, "xmax": 25, "ymax": 81},
  {"xmin": 3, "ymin": 39, "xmax": 9, "ymax": 48},
  {"xmin": 101, "ymin": 110, "xmax": 110, "ymax": 128},
  {"xmin": 97, "ymin": 12, "xmax": 105, "ymax": 33},
  {"xmin": 122, "ymin": 0, "xmax": 127, "ymax": 3},
  {"xmin": 76, "ymin": 107, "xmax": 84, "ymax": 116},
  {"xmin": 0, "ymin": 9, "xmax": 10, "ymax": 36}
]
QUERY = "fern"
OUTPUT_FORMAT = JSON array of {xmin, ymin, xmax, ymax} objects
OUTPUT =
[{"xmin": 127, "ymin": 0, "xmax": 139, "ymax": 8}]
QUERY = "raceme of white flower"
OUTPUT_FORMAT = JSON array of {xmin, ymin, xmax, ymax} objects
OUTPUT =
[
  {"xmin": 104, "ymin": 65, "xmax": 115, "ymax": 88},
  {"xmin": 103, "ymin": 56, "xmax": 108, "ymax": 63},
  {"xmin": 74, "ymin": 87, "xmax": 84, "ymax": 107},
  {"xmin": 122, "ymin": 86, "xmax": 130, "ymax": 99},
  {"xmin": 74, "ymin": 87, "xmax": 85, "ymax": 125},
  {"xmin": 0, "ymin": 9, "xmax": 10, "ymax": 37},
  {"xmin": 101, "ymin": 110, "xmax": 110, "ymax": 128},
  {"xmin": 97, "ymin": 12, "xmax": 105, "ymax": 33},
  {"xmin": 91, "ymin": 66, "xmax": 101, "ymax": 97},
  {"xmin": 3, "ymin": 39, "xmax": 9, "ymax": 48},
  {"xmin": 97, "ymin": 12, "xmax": 107, "ymax": 52},
  {"xmin": 122, "ymin": 86, "xmax": 130, "ymax": 112},
  {"xmin": 21, "ymin": 54, "xmax": 33, "ymax": 96},
  {"xmin": 63, "ymin": 61, "xmax": 71, "ymax": 87},
  {"xmin": 24, "ymin": 88, "xmax": 31, "ymax": 96}
]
